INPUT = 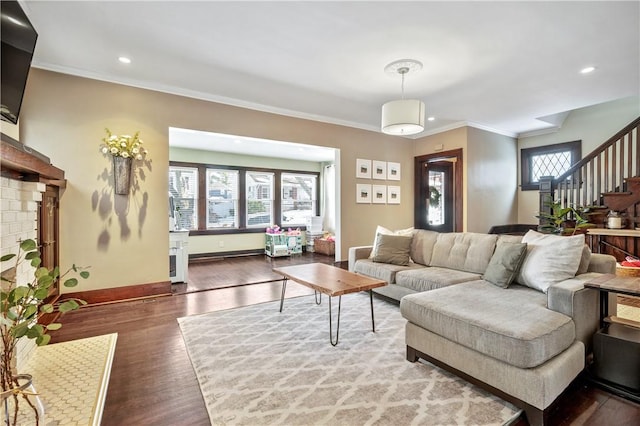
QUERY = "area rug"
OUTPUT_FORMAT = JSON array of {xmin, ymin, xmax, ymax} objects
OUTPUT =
[{"xmin": 178, "ymin": 294, "xmax": 521, "ymax": 425}]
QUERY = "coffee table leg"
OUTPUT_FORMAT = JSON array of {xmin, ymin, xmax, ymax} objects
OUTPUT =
[
  {"xmin": 314, "ymin": 290, "xmax": 322, "ymax": 305},
  {"xmin": 370, "ymin": 290, "xmax": 375, "ymax": 333},
  {"xmin": 279, "ymin": 278, "xmax": 288, "ymax": 312},
  {"xmin": 329, "ymin": 295, "xmax": 342, "ymax": 346}
]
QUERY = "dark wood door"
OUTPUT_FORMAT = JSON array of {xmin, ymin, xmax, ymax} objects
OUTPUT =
[{"xmin": 415, "ymin": 149, "xmax": 463, "ymax": 232}]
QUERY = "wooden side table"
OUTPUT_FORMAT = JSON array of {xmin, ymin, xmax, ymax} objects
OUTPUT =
[{"xmin": 584, "ymin": 274, "xmax": 640, "ymax": 403}]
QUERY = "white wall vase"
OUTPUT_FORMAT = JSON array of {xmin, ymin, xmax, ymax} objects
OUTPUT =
[{"xmin": 113, "ymin": 156, "xmax": 132, "ymax": 195}]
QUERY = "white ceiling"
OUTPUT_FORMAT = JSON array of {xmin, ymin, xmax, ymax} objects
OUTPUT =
[
  {"xmin": 169, "ymin": 127, "xmax": 337, "ymax": 162},
  {"xmin": 19, "ymin": 1, "xmax": 640, "ymax": 144}
]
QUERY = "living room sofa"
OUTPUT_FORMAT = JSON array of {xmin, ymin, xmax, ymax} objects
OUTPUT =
[{"xmin": 348, "ymin": 228, "xmax": 616, "ymax": 426}]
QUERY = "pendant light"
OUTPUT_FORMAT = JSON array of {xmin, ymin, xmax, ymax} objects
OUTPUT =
[{"xmin": 381, "ymin": 59, "xmax": 425, "ymax": 136}]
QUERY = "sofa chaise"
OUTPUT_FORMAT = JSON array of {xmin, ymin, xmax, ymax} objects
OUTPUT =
[{"xmin": 348, "ymin": 228, "xmax": 616, "ymax": 425}]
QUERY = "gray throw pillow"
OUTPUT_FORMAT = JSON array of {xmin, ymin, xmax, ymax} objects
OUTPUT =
[
  {"xmin": 483, "ymin": 242, "xmax": 528, "ymax": 288},
  {"xmin": 371, "ymin": 233, "xmax": 413, "ymax": 266}
]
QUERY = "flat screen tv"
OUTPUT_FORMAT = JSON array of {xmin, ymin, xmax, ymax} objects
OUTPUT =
[{"xmin": 1, "ymin": 0, "xmax": 38, "ymax": 124}]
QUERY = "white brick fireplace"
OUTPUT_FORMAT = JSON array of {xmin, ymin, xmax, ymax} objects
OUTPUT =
[{"xmin": 0, "ymin": 176, "xmax": 46, "ymax": 371}]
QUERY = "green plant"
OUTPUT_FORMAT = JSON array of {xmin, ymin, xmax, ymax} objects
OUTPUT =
[
  {"xmin": 428, "ymin": 186, "xmax": 441, "ymax": 208},
  {"xmin": 0, "ymin": 239, "xmax": 89, "ymax": 425},
  {"xmin": 536, "ymin": 196, "xmax": 596, "ymax": 235}
]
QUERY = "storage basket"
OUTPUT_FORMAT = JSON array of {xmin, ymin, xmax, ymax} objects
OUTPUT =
[
  {"xmin": 617, "ymin": 263, "xmax": 640, "ymax": 277},
  {"xmin": 314, "ymin": 238, "xmax": 335, "ymax": 256}
]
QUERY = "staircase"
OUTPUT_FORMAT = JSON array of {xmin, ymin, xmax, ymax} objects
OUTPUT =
[{"xmin": 539, "ymin": 116, "xmax": 640, "ymax": 259}]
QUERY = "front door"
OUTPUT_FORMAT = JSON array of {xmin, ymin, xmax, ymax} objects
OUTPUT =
[{"xmin": 415, "ymin": 149, "xmax": 463, "ymax": 232}]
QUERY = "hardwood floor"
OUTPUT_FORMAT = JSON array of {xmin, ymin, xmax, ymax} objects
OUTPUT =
[
  {"xmin": 173, "ymin": 252, "xmax": 337, "ymax": 293},
  {"xmin": 50, "ymin": 254, "xmax": 640, "ymax": 426}
]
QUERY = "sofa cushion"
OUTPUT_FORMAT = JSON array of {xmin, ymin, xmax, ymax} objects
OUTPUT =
[
  {"xmin": 400, "ymin": 281, "xmax": 576, "ymax": 369},
  {"xmin": 429, "ymin": 232, "xmax": 498, "ymax": 274},
  {"xmin": 395, "ymin": 267, "xmax": 481, "ymax": 292},
  {"xmin": 369, "ymin": 226, "xmax": 414, "ymax": 259},
  {"xmin": 353, "ymin": 259, "xmax": 423, "ymax": 284},
  {"xmin": 576, "ymin": 244, "xmax": 592, "ymax": 275},
  {"xmin": 483, "ymin": 242, "xmax": 528, "ymax": 288},
  {"xmin": 516, "ymin": 230, "xmax": 585, "ymax": 293},
  {"xmin": 371, "ymin": 233, "xmax": 412, "ymax": 266},
  {"xmin": 409, "ymin": 229, "xmax": 439, "ymax": 266}
]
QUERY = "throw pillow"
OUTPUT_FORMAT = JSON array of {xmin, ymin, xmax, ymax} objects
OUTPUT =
[
  {"xmin": 371, "ymin": 233, "xmax": 413, "ymax": 266},
  {"xmin": 515, "ymin": 230, "xmax": 585, "ymax": 293},
  {"xmin": 369, "ymin": 225, "xmax": 414, "ymax": 259},
  {"xmin": 483, "ymin": 242, "xmax": 528, "ymax": 288}
]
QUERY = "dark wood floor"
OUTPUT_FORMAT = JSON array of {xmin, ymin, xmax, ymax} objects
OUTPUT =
[
  {"xmin": 173, "ymin": 252, "xmax": 338, "ymax": 293},
  {"xmin": 51, "ymin": 253, "xmax": 640, "ymax": 426}
]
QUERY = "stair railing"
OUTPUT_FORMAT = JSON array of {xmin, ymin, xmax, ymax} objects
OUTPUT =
[{"xmin": 539, "ymin": 116, "xmax": 640, "ymax": 221}]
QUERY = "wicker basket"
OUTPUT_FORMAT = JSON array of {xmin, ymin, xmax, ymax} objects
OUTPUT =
[
  {"xmin": 314, "ymin": 239, "xmax": 335, "ymax": 256},
  {"xmin": 616, "ymin": 263, "xmax": 640, "ymax": 277}
]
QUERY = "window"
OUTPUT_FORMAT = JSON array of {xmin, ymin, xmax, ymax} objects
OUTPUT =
[
  {"xmin": 207, "ymin": 169, "xmax": 239, "ymax": 229},
  {"xmin": 520, "ymin": 140, "xmax": 581, "ymax": 191},
  {"xmin": 169, "ymin": 161, "xmax": 320, "ymax": 234},
  {"xmin": 246, "ymin": 171, "xmax": 274, "ymax": 227},
  {"xmin": 281, "ymin": 173, "xmax": 317, "ymax": 226},
  {"xmin": 169, "ymin": 166, "xmax": 198, "ymax": 230}
]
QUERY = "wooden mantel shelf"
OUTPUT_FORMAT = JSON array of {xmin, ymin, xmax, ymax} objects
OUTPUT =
[{"xmin": 0, "ymin": 133, "xmax": 65, "ymax": 183}]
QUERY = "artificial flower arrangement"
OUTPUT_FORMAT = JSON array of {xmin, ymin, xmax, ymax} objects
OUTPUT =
[
  {"xmin": 100, "ymin": 128, "xmax": 148, "ymax": 160},
  {"xmin": 265, "ymin": 225, "xmax": 301, "ymax": 235},
  {"xmin": 322, "ymin": 233, "xmax": 335, "ymax": 242}
]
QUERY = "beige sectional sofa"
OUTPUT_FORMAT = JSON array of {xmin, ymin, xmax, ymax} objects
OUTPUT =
[{"xmin": 348, "ymin": 228, "xmax": 616, "ymax": 426}]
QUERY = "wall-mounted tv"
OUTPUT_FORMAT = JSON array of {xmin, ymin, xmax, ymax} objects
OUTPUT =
[{"xmin": 1, "ymin": 0, "xmax": 38, "ymax": 124}]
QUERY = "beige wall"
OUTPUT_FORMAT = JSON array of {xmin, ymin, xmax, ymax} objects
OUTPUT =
[
  {"xmin": 517, "ymin": 96, "xmax": 640, "ymax": 223},
  {"xmin": 413, "ymin": 126, "xmax": 518, "ymax": 233},
  {"xmin": 466, "ymin": 127, "xmax": 518, "ymax": 233},
  {"xmin": 19, "ymin": 69, "xmax": 414, "ymax": 292}
]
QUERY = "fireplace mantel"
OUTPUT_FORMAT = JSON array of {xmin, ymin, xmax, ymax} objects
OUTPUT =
[{"xmin": 0, "ymin": 132, "xmax": 65, "ymax": 186}]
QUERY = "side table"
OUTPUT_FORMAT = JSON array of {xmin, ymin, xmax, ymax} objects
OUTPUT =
[{"xmin": 584, "ymin": 274, "xmax": 640, "ymax": 403}]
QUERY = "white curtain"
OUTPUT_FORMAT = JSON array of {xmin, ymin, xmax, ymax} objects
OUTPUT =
[{"xmin": 322, "ymin": 164, "xmax": 336, "ymax": 233}]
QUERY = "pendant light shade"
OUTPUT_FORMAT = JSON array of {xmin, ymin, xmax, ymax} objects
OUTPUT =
[
  {"xmin": 381, "ymin": 99, "xmax": 425, "ymax": 135},
  {"xmin": 381, "ymin": 59, "xmax": 425, "ymax": 136}
]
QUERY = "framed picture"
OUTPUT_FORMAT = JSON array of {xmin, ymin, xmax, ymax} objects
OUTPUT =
[
  {"xmin": 372, "ymin": 185, "xmax": 387, "ymax": 204},
  {"xmin": 387, "ymin": 162, "xmax": 401, "ymax": 181},
  {"xmin": 387, "ymin": 185, "xmax": 401, "ymax": 204},
  {"xmin": 356, "ymin": 159, "xmax": 371, "ymax": 179},
  {"xmin": 356, "ymin": 184, "xmax": 372, "ymax": 203},
  {"xmin": 372, "ymin": 160, "xmax": 387, "ymax": 180}
]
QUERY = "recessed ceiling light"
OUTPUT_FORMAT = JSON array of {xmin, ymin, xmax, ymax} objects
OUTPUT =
[
  {"xmin": 580, "ymin": 66, "xmax": 595, "ymax": 74},
  {"xmin": 118, "ymin": 56, "xmax": 131, "ymax": 64},
  {"xmin": 427, "ymin": 116, "xmax": 435, "ymax": 121}
]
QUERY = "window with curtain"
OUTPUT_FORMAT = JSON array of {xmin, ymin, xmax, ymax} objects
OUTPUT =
[
  {"xmin": 246, "ymin": 171, "xmax": 274, "ymax": 227},
  {"xmin": 169, "ymin": 166, "xmax": 198, "ymax": 230},
  {"xmin": 281, "ymin": 173, "xmax": 317, "ymax": 226},
  {"xmin": 207, "ymin": 169, "xmax": 239, "ymax": 229}
]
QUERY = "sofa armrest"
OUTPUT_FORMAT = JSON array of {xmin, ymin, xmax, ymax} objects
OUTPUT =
[
  {"xmin": 587, "ymin": 253, "xmax": 616, "ymax": 274},
  {"xmin": 547, "ymin": 273, "xmax": 601, "ymax": 353},
  {"xmin": 348, "ymin": 246, "xmax": 373, "ymax": 272}
]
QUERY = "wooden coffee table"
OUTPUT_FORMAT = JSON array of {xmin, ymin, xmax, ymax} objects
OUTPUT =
[{"xmin": 272, "ymin": 263, "xmax": 387, "ymax": 346}]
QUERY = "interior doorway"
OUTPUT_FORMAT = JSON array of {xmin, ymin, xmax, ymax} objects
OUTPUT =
[{"xmin": 414, "ymin": 149, "xmax": 463, "ymax": 232}]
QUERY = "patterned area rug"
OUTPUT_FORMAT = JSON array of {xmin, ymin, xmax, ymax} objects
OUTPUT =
[{"xmin": 178, "ymin": 294, "xmax": 521, "ymax": 425}]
